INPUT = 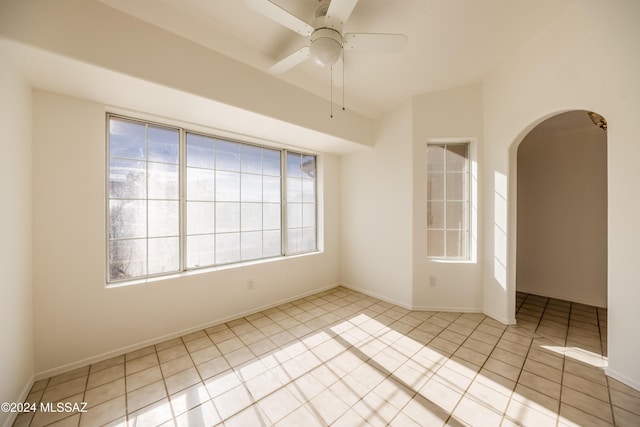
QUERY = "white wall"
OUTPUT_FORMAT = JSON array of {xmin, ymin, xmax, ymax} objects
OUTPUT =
[
  {"xmin": 0, "ymin": 51, "xmax": 34, "ymax": 426},
  {"xmin": 340, "ymin": 101, "xmax": 414, "ymax": 307},
  {"xmin": 483, "ymin": 0, "xmax": 640, "ymax": 389},
  {"xmin": 340, "ymin": 83, "xmax": 486, "ymax": 314},
  {"xmin": 517, "ymin": 117, "xmax": 607, "ymax": 307},
  {"xmin": 32, "ymin": 90, "xmax": 341, "ymax": 375},
  {"xmin": 412, "ymin": 84, "xmax": 484, "ymax": 311}
]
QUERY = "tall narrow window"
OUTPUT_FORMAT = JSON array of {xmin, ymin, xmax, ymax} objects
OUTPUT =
[
  {"xmin": 427, "ymin": 143, "xmax": 469, "ymax": 259},
  {"xmin": 107, "ymin": 115, "xmax": 317, "ymax": 283}
]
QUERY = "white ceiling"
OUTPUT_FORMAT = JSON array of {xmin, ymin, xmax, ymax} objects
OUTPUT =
[
  {"xmin": 1, "ymin": 39, "xmax": 368, "ymax": 155},
  {"xmin": 99, "ymin": 0, "xmax": 576, "ymax": 118}
]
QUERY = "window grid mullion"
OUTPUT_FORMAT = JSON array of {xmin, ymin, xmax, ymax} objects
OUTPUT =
[
  {"xmin": 213, "ymin": 140, "xmax": 217, "ymax": 266},
  {"xmin": 443, "ymin": 144, "xmax": 447, "ymax": 257},
  {"xmin": 239, "ymin": 157, "xmax": 243, "ymax": 260},
  {"xmin": 145, "ymin": 124, "xmax": 150, "ymax": 276},
  {"xmin": 179, "ymin": 128, "xmax": 186, "ymax": 273},
  {"xmin": 281, "ymin": 150, "xmax": 287, "ymax": 257}
]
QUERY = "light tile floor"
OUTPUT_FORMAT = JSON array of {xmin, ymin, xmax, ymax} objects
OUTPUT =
[{"xmin": 13, "ymin": 287, "xmax": 640, "ymax": 426}]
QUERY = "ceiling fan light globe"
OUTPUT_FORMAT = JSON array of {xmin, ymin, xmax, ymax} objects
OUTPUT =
[{"xmin": 310, "ymin": 37, "xmax": 342, "ymax": 67}]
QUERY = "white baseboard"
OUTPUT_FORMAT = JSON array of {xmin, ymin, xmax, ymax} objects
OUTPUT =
[
  {"xmin": 606, "ymin": 367, "xmax": 640, "ymax": 392},
  {"xmin": 516, "ymin": 286, "xmax": 607, "ymax": 308},
  {"xmin": 35, "ymin": 283, "xmax": 341, "ymax": 381},
  {"xmin": 340, "ymin": 282, "xmax": 413, "ymax": 310},
  {"xmin": 412, "ymin": 304, "xmax": 483, "ymax": 314},
  {"xmin": 340, "ymin": 282, "xmax": 486, "ymax": 316},
  {"xmin": 482, "ymin": 308, "xmax": 516, "ymax": 325},
  {"xmin": 2, "ymin": 375, "xmax": 34, "ymax": 427}
]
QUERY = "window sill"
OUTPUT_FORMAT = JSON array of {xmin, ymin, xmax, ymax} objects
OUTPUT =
[
  {"xmin": 106, "ymin": 250, "xmax": 322, "ymax": 289},
  {"xmin": 427, "ymin": 257, "xmax": 477, "ymax": 265}
]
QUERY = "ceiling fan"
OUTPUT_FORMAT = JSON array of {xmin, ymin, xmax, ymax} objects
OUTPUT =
[{"xmin": 246, "ymin": 0, "xmax": 408, "ymax": 75}]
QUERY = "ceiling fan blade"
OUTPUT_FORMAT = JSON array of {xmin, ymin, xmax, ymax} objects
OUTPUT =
[
  {"xmin": 343, "ymin": 33, "xmax": 408, "ymax": 52},
  {"xmin": 246, "ymin": 0, "xmax": 313, "ymax": 36},
  {"xmin": 269, "ymin": 47, "xmax": 310, "ymax": 74},
  {"xmin": 326, "ymin": 0, "xmax": 359, "ymax": 24}
]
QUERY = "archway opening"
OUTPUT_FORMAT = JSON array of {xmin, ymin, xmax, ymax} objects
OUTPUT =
[{"xmin": 515, "ymin": 110, "xmax": 608, "ymax": 355}]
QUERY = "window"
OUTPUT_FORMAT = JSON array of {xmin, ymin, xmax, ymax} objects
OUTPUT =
[
  {"xmin": 427, "ymin": 143, "xmax": 470, "ymax": 259},
  {"xmin": 286, "ymin": 152, "xmax": 317, "ymax": 253},
  {"xmin": 107, "ymin": 115, "xmax": 317, "ymax": 282}
]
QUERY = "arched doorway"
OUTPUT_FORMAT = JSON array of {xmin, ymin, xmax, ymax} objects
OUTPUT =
[{"xmin": 516, "ymin": 110, "xmax": 607, "ymax": 306}]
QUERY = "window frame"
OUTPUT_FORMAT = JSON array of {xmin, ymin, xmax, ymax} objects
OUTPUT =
[
  {"xmin": 426, "ymin": 141, "xmax": 471, "ymax": 260},
  {"xmin": 106, "ymin": 113, "xmax": 318, "ymax": 284}
]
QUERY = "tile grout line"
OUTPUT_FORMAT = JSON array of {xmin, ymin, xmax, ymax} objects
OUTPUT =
[
  {"xmin": 366, "ymin": 308, "xmax": 441, "ymax": 424},
  {"xmin": 598, "ymin": 304, "xmax": 616, "ymax": 427},
  {"xmin": 210, "ymin": 294, "xmax": 369, "ymax": 424},
  {"xmin": 297, "ymin": 304, "xmax": 437, "ymax": 426},
  {"xmin": 155, "ymin": 343, "xmax": 177, "ymax": 426},
  {"xmin": 386, "ymin": 311, "xmax": 465, "ymax": 425},
  {"xmin": 500, "ymin": 294, "xmax": 550, "ymax": 426},
  {"xmin": 316, "ymin": 299, "xmax": 406, "ymax": 424},
  {"xmin": 207, "ymin": 325, "xmax": 254, "ymax": 422},
  {"xmin": 493, "ymin": 326, "xmax": 535, "ymax": 426},
  {"xmin": 364, "ymin": 312, "xmax": 450, "ymax": 425},
  {"xmin": 122, "ymin": 353, "xmax": 129, "ymax": 426},
  {"xmin": 556, "ymin": 298, "xmax": 574, "ymax": 427},
  {"xmin": 77, "ymin": 366, "xmax": 91, "ymax": 427},
  {"xmin": 177, "ymin": 334, "xmax": 222, "ymax": 423},
  {"xmin": 27, "ymin": 377, "xmax": 50, "ymax": 427},
  {"xmin": 291, "ymin": 293, "xmax": 391, "ymax": 425},
  {"xmin": 440, "ymin": 313, "xmax": 515, "ymax": 426},
  {"xmin": 390, "ymin": 311, "xmax": 520, "ymax": 425},
  {"xmin": 560, "ymin": 301, "xmax": 617, "ymax": 425}
]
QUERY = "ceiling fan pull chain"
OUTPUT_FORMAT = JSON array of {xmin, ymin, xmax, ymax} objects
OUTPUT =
[
  {"xmin": 330, "ymin": 65, "xmax": 334, "ymax": 118},
  {"xmin": 342, "ymin": 50, "xmax": 346, "ymax": 111}
]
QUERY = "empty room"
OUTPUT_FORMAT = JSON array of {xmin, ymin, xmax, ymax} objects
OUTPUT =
[{"xmin": 1, "ymin": 0, "xmax": 639, "ymax": 426}]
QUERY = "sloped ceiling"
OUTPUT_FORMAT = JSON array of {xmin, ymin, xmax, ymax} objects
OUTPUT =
[
  {"xmin": 0, "ymin": 0, "xmax": 578, "ymax": 153},
  {"xmin": 99, "ymin": 0, "xmax": 576, "ymax": 118}
]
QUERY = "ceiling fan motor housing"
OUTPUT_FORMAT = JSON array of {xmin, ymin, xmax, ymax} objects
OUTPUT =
[
  {"xmin": 315, "ymin": 3, "xmax": 330, "ymax": 19},
  {"xmin": 309, "ymin": 27, "xmax": 343, "ymax": 67}
]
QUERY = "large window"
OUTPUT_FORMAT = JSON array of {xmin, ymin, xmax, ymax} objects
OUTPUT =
[
  {"xmin": 427, "ymin": 143, "xmax": 470, "ymax": 259},
  {"xmin": 107, "ymin": 115, "xmax": 317, "ymax": 282}
]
